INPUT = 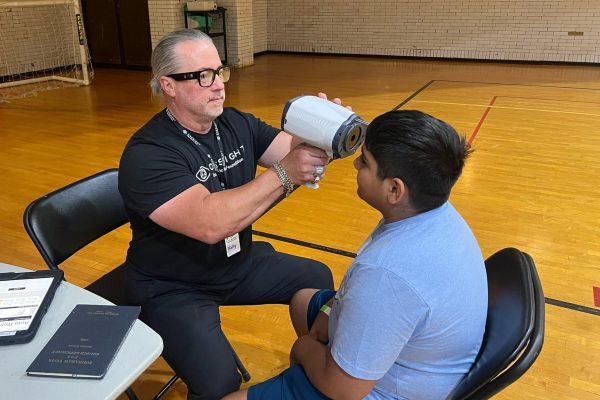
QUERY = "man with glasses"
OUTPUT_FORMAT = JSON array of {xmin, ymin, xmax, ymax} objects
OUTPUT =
[{"xmin": 119, "ymin": 29, "xmax": 335, "ymax": 400}]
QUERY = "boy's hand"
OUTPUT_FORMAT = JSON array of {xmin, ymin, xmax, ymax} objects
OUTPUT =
[{"xmin": 309, "ymin": 311, "xmax": 329, "ymax": 345}]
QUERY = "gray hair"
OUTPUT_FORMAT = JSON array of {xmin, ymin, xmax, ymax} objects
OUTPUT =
[{"xmin": 150, "ymin": 29, "xmax": 213, "ymax": 99}]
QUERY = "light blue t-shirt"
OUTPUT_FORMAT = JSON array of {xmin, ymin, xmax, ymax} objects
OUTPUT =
[{"xmin": 328, "ymin": 202, "xmax": 487, "ymax": 400}]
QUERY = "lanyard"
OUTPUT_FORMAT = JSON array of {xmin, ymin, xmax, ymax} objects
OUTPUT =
[
  {"xmin": 165, "ymin": 108, "xmax": 242, "ymax": 258},
  {"xmin": 165, "ymin": 108, "xmax": 228, "ymax": 190}
]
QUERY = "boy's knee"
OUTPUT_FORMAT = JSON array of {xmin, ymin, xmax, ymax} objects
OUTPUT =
[{"xmin": 290, "ymin": 288, "xmax": 321, "ymax": 334}]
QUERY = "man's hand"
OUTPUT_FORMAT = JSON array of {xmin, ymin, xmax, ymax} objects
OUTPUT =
[
  {"xmin": 279, "ymin": 144, "xmax": 330, "ymax": 186},
  {"xmin": 318, "ymin": 92, "xmax": 353, "ymax": 111}
]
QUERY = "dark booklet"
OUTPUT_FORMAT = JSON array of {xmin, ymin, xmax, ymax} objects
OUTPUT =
[{"xmin": 26, "ymin": 304, "xmax": 140, "ymax": 379}]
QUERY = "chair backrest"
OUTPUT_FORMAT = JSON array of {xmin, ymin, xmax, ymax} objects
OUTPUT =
[
  {"xmin": 447, "ymin": 247, "xmax": 545, "ymax": 400},
  {"xmin": 23, "ymin": 169, "xmax": 127, "ymax": 270},
  {"xmin": 23, "ymin": 169, "xmax": 183, "ymax": 399}
]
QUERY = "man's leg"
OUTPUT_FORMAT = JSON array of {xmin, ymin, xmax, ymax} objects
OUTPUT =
[
  {"xmin": 135, "ymin": 285, "xmax": 242, "ymax": 400},
  {"xmin": 222, "ymin": 242, "xmax": 333, "ymax": 399},
  {"xmin": 224, "ymin": 242, "xmax": 333, "ymax": 306}
]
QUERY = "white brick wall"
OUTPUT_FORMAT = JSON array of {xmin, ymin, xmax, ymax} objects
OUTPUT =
[
  {"xmin": 265, "ymin": 0, "xmax": 600, "ymax": 63},
  {"xmin": 6, "ymin": 0, "xmax": 597, "ymax": 79},
  {"xmin": 220, "ymin": 0, "xmax": 254, "ymax": 67},
  {"xmin": 253, "ymin": 0, "xmax": 267, "ymax": 53},
  {"xmin": 148, "ymin": 0, "xmax": 251, "ymax": 67},
  {"xmin": 148, "ymin": 0, "xmax": 184, "ymax": 49}
]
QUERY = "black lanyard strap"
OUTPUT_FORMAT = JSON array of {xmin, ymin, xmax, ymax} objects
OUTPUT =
[{"xmin": 165, "ymin": 108, "xmax": 228, "ymax": 190}]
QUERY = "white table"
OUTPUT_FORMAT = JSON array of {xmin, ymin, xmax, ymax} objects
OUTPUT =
[{"xmin": 0, "ymin": 263, "xmax": 163, "ymax": 400}]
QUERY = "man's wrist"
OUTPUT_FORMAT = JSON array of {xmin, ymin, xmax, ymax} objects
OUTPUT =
[{"xmin": 273, "ymin": 161, "xmax": 294, "ymax": 197}]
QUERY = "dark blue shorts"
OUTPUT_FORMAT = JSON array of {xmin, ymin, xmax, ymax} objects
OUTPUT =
[{"xmin": 247, "ymin": 289, "xmax": 336, "ymax": 400}]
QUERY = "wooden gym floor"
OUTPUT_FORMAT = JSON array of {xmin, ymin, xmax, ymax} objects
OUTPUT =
[{"xmin": 1, "ymin": 54, "xmax": 599, "ymax": 399}]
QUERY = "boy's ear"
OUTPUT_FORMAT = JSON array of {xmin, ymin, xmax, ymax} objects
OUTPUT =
[{"xmin": 387, "ymin": 177, "xmax": 408, "ymax": 205}]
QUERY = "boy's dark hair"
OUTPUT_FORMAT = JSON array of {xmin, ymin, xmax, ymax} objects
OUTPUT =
[{"xmin": 365, "ymin": 110, "xmax": 471, "ymax": 212}]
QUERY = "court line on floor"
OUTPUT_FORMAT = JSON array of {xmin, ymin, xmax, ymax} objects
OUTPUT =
[
  {"xmin": 392, "ymin": 80, "xmax": 434, "ymax": 110},
  {"xmin": 393, "ymin": 79, "xmax": 600, "ymax": 117},
  {"xmin": 545, "ymin": 297, "xmax": 600, "ymax": 316},
  {"xmin": 500, "ymin": 96, "xmax": 600, "ymax": 105},
  {"xmin": 252, "ymin": 230, "xmax": 357, "ymax": 258},
  {"xmin": 260, "ymin": 82, "xmax": 600, "ymax": 317},
  {"xmin": 468, "ymin": 96, "xmax": 496, "ymax": 145},
  {"xmin": 432, "ymin": 79, "xmax": 600, "ymax": 91},
  {"xmin": 253, "ymin": 230, "xmax": 600, "ymax": 317},
  {"xmin": 409, "ymin": 99, "xmax": 600, "ymax": 117},
  {"xmin": 399, "ymin": 87, "xmax": 600, "ymax": 145}
]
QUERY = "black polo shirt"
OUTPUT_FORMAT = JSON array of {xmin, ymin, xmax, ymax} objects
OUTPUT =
[{"xmin": 119, "ymin": 107, "xmax": 279, "ymax": 287}]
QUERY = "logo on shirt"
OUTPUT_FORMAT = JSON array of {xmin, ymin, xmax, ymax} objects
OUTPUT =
[
  {"xmin": 195, "ymin": 144, "xmax": 245, "ymax": 183},
  {"xmin": 196, "ymin": 166, "xmax": 211, "ymax": 182}
]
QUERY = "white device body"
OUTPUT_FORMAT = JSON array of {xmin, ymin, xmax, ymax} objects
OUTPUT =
[{"xmin": 281, "ymin": 95, "xmax": 368, "ymax": 159}]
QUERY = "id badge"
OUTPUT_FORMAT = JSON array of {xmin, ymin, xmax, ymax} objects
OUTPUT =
[{"xmin": 225, "ymin": 233, "xmax": 241, "ymax": 257}]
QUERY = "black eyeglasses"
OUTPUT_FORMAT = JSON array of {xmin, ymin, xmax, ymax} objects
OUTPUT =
[{"xmin": 167, "ymin": 65, "xmax": 230, "ymax": 87}]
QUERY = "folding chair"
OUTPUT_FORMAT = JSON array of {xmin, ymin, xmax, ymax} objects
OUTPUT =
[
  {"xmin": 447, "ymin": 247, "xmax": 545, "ymax": 399},
  {"xmin": 23, "ymin": 168, "xmax": 250, "ymax": 400}
]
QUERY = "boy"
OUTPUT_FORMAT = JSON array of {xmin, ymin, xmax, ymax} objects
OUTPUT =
[{"xmin": 223, "ymin": 110, "xmax": 488, "ymax": 400}]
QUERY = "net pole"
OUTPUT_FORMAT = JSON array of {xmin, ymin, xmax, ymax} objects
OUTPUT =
[{"xmin": 71, "ymin": 0, "xmax": 89, "ymax": 85}]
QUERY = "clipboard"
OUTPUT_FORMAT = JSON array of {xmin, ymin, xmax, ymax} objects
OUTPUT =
[{"xmin": 0, "ymin": 269, "xmax": 64, "ymax": 345}]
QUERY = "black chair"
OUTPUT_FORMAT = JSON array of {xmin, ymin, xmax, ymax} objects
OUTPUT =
[
  {"xmin": 447, "ymin": 247, "xmax": 545, "ymax": 400},
  {"xmin": 23, "ymin": 168, "xmax": 250, "ymax": 400}
]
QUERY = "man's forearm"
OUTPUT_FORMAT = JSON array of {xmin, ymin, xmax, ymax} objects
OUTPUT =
[
  {"xmin": 150, "ymin": 166, "xmax": 285, "ymax": 244},
  {"xmin": 197, "ymin": 167, "xmax": 286, "ymax": 242}
]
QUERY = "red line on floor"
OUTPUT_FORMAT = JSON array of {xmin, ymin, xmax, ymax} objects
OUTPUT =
[
  {"xmin": 468, "ymin": 96, "xmax": 497, "ymax": 145},
  {"xmin": 594, "ymin": 286, "xmax": 600, "ymax": 308}
]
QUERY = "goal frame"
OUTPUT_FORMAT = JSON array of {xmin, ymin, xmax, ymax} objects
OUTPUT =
[{"xmin": 0, "ymin": 0, "xmax": 90, "ymax": 89}]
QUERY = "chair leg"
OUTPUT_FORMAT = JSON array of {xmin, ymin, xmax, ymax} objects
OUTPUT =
[
  {"xmin": 154, "ymin": 375, "xmax": 179, "ymax": 400},
  {"xmin": 125, "ymin": 387, "xmax": 138, "ymax": 400},
  {"xmin": 152, "ymin": 340, "xmax": 250, "ymax": 400},
  {"xmin": 224, "ymin": 336, "xmax": 250, "ymax": 382},
  {"xmin": 233, "ymin": 349, "xmax": 251, "ymax": 382}
]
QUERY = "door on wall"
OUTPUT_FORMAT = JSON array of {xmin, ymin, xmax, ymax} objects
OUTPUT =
[{"xmin": 82, "ymin": 0, "xmax": 152, "ymax": 68}]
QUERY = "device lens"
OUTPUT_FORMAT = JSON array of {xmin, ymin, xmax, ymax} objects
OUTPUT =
[{"xmin": 345, "ymin": 125, "xmax": 362, "ymax": 152}]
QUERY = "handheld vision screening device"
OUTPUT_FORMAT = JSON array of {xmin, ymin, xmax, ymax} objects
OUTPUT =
[{"xmin": 281, "ymin": 95, "xmax": 368, "ymax": 159}]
